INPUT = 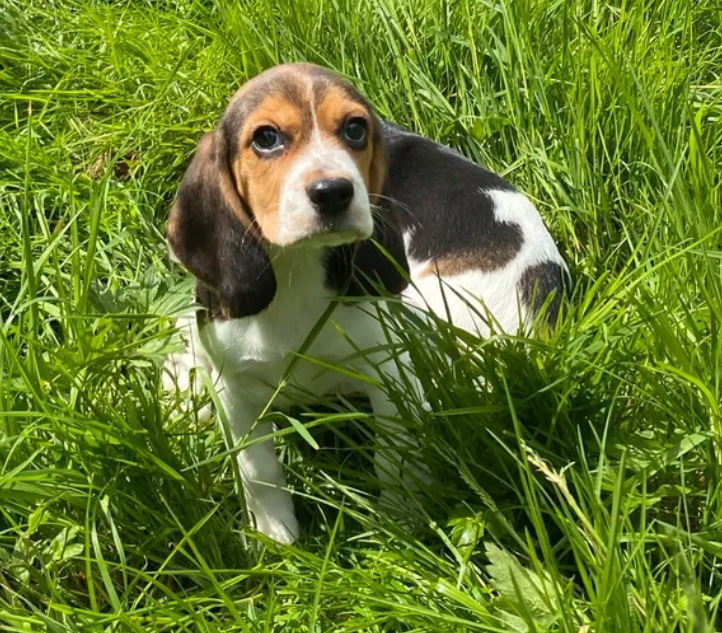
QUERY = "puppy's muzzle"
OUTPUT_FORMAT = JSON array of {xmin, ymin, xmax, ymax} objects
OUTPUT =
[{"xmin": 306, "ymin": 178, "xmax": 354, "ymax": 217}]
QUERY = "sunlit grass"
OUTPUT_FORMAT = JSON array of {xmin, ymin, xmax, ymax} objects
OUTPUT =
[{"xmin": 1, "ymin": 0, "xmax": 721, "ymax": 630}]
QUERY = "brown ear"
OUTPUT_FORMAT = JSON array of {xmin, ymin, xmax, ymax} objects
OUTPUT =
[
  {"xmin": 326, "ymin": 121, "xmax": 410, "ymax": 297},
  {"xmin": 167, "ymin": 130, "xmax": 276, "ymax": 318}
]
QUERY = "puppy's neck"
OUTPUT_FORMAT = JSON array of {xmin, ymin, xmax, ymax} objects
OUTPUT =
[{"xmin": 266, "ymin": 244, "xmax": 332, "ymax": 300}]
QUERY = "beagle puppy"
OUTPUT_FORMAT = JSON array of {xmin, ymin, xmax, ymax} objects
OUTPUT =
[{"xmin": 164, "ymin": 63, "xmax": 568, "ymax": 544}]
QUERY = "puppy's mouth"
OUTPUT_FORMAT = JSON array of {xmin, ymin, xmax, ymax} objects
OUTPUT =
[
  {"xmin": 292, "ymin": 222, "xmax": 373, "ymax": 248},
  {"xmin": 273, "ymin": 201, "xmax": 375, "ymax": 248}
]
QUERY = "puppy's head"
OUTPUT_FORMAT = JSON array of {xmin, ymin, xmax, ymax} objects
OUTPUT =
[
  {"xmin": 221, "ymin": 64, "xmax": 386, "ymax": 246},
  {"xmin": 168, "ymin": 64, "xmax": 404, "ymax": 318}
]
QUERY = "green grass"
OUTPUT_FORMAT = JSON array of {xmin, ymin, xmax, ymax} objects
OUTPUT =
[{"xmin": 1, "ymin": 0, "xmax": 721, "ymax": 630}]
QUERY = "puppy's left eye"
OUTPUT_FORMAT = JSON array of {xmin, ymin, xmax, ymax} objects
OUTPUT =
[{"xmin": 342, "ymin": 118, "xmax": 368, "ymax": 149}]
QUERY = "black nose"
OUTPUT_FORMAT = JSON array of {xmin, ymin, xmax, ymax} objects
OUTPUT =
[{"xmin": 306, "ymin": 178, "xmax": 354, "ymax": 216}]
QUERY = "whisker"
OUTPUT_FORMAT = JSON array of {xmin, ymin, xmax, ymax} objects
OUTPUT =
[{"xmin": 372, "ymin": 193, "xmax": 413, "ymax": 216}]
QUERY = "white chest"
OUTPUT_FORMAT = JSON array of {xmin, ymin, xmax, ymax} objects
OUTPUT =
[{"xmin": 199, "ymin": 250, "xmax": 389, "ymax": 404}]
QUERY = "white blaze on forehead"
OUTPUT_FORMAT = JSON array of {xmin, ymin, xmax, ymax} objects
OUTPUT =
[{"xmin": 276, "ymin": 129, "xmax": 374, "ymax": 246}]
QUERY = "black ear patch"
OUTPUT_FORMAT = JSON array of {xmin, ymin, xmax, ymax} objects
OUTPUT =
[
  {"xmin": 325, "ymin": 197, "xmax": 410, "ymax": 297},
  {"xmin": 167, "ymin": 131, "xmax": 276, "ymax": 319}
]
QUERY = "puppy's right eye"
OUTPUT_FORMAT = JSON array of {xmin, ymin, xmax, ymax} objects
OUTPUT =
[{"xmin": 252, "ymin": 126, "xmax": 284, "ymax": 154}]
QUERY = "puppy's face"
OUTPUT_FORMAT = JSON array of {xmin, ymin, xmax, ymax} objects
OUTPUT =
[{"xmin": 221, "ymin": 64, "xmax": 385, "ymax": 247}]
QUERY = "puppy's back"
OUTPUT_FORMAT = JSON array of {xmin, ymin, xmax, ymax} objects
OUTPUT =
[{"xmin": 382, "ymin": 123, "xmax": 569, "ymax": 335}]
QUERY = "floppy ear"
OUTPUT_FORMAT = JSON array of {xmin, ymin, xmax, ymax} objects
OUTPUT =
[
  {"xmin": 326, "ymin": 120, "xmax": 410, "ymax": 297},
  {"xmin": 351, "ymin": 192, "xmax": 410, "ymax": 296},
  {"xmin": 167, "ymin": 130, "xmax": 276, "ymax": 318}
]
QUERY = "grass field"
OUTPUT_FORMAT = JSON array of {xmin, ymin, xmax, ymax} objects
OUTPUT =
[{"xmin": 1, "ymin": 0, "xmax": 721, "ymax": 630}]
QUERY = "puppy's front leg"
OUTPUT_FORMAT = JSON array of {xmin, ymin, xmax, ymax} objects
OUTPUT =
[
  {"xmin": 365, "ymin": 362, "xmax": 430, "ymax": 520},
  {"xmin": 218, "ymin": 378, "xmax": 299, "ymax": 545}
]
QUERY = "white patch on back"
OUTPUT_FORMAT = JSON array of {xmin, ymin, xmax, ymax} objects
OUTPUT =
[
  {"xmin": 487, "ymin": 189, "xmax": 562, "ymax": 268},
  {"xmin": 404, "ymin": 189, "xmax": 567, "ymax": 336}
]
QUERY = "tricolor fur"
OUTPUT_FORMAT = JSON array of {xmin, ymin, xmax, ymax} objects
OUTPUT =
[{"xmin": 163, "ymin": 63, "xmax": 569, "ymax": 544}]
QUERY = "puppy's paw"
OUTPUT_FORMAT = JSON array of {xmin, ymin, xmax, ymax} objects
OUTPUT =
[
  {"xmin": 251, "ymin": 504, "xmax": 300, "ymax": 545},
  {"xmin": 378, "ymin": 488, "xmax": 426, "ymax": 533}
]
